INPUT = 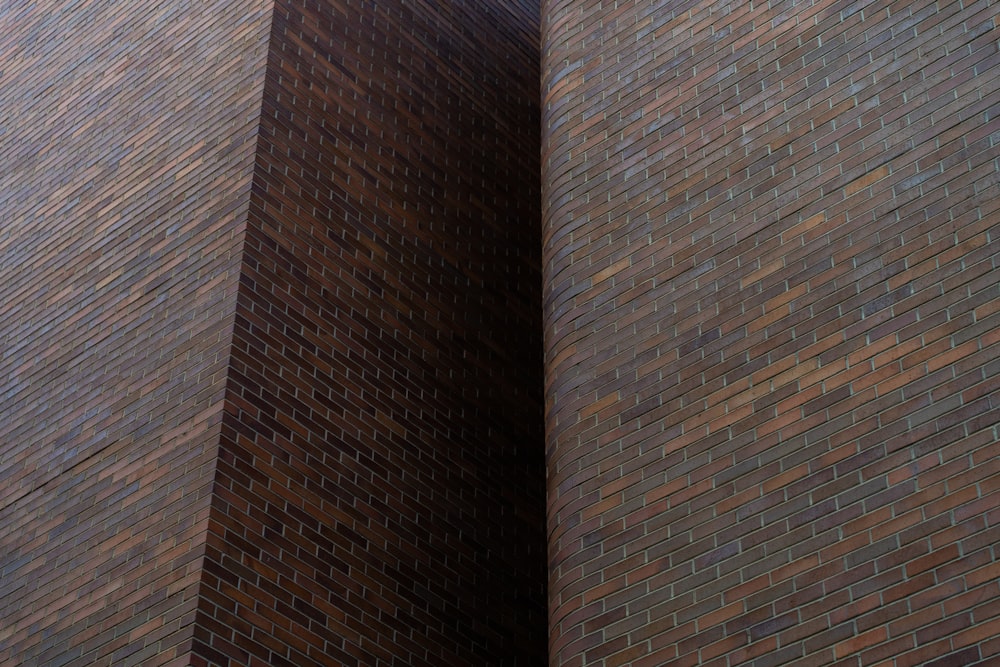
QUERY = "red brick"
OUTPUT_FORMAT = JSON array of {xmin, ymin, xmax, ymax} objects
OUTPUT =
[
  {"xmin": 544, "ymin": 0, "xmax": 1000, "ymax": 663},
  {"xmin": 4, "ymin": 0, "xmax": 545, "ymax": 664},
  {"xmin": 7, "ymin": 1, "xmax": 1000, "ymax": 665}
]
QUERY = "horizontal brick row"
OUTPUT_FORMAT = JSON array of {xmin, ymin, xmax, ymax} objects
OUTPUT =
[{"xmin": 542, "ymin": 0, "xmax": 1000, "ymax": 665}]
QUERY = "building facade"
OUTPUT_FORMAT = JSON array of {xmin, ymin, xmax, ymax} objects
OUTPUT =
[
  {"xmin": 542, "ymin": 1, "xmax": 1000, "ymax": 665},
  {"xmin": 2, "ymin": 0, "xmax": 998, "ymax": 666},
  {"xmin": 1, "ymin": 1, "xmax": 545, "ymax": 665}
]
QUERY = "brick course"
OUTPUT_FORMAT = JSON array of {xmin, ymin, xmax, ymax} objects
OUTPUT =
[{"xmin": 542, "ymin": 0, "xmax": 1000, "ymax": 665}]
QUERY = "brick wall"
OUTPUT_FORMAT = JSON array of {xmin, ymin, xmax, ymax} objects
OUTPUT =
[
  {"xmin": 542, "ymin": 1, "xmax": 1000, "ymax": 666},
  {"xmin": 190, "ymin": 1, "xmax": 546, "ymax": 665},
  {"xmin": 0, "ymin": 1, "xmax": 272, "ymax": 665},
  {"xmin": 9, "ymin": 0, "xmax": 998, "ymax": 664}
]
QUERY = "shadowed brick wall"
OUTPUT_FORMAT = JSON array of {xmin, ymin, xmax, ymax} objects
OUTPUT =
[
  {"xmin": 8, "ymin": 0, "xmax": 999, "ymax": 665},
  {"xmin": 2, "ymin": 0, "xmax": 544, "ymax": 665},
  {"xmin": 0, "ymin": 1, "xmax": 272, "ymax": 665},
  {"xmin": 542, "ymin": 1, "xmax": 1000, "ymax": 666},
  {"xmin": 190, "ymin": 1, "xmax": 546, "ymax": 665}
]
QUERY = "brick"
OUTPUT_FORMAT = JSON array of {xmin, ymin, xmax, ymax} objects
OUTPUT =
[
  {"xmin": 7, "ymin": 1, "xmax": 1000, "ymax": 666},
  {"xmin": 0, "ymin": 5, "xmax": 272, "ymax": 665},
  {"xmin": 4, "ymin": 0, "xmax": 546, "ymax": 665},
  {"xmin": 544, "ymin": 2, "xmax": 1000, "ymax": 661}
]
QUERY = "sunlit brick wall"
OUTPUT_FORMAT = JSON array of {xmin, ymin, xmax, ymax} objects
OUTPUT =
[
  {"xmin": 190, "ymin": 1, "xmax": 547, "ymax": 665},
  {"xmin": 0, "ymin": 1, "xmax": 272, "ymax": 665},
  {"xmin": 542, "ymin": 1, "xmax": 1000, "ymax": 665}
]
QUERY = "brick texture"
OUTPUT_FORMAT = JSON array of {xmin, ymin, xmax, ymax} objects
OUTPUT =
[
  {"xmin": 9, "ymin": 0, "xmax": 999, "ymax": 665},
  {"xmin": 3, "ymin": 0, "xmax": 544, "ymax": 665},
  {"xmin": 190, "ymin": 1, "xmax": 546, "ymax": 666},
  {"xmin": 0, "ymin": 1, "xmax": 272, "ymax": 665},
  {"xmin": 542, "ymin": 1, "xmax": 1000, "ymax": 666}
]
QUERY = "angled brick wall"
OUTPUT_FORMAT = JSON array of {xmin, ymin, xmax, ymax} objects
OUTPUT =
[
  {"xmin": 0, "ymin": 1, "xmax": 272, "ymax": 665},
  {"xmin": 2, "ymin": 0, "xmax": 546, "ymax": 665},
  {"xmin": 191, "ymin": 1, "xmax": 546, "ymax": 665},
  {"xmin": 542, "ymin": 1, "xmax": 1000, "ymax": 666},
  {"xmin": 10, "ymin": 0, "xmax": 999, "ymax": 665}
]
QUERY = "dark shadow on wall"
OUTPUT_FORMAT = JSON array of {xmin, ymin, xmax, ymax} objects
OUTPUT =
[{"xmin": 192, "ymin": 1, "xmax": 547, "ymax": 665}]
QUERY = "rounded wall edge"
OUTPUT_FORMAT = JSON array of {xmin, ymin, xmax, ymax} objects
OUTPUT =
[{"xmin": 540, "ymin": 0, "xmax": 615, "ymax": 662}]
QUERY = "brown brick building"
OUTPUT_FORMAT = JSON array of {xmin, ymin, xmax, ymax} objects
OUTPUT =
[{"xmin": 2, "ymin": 1, "xmax": 999, "ymax": 666}]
